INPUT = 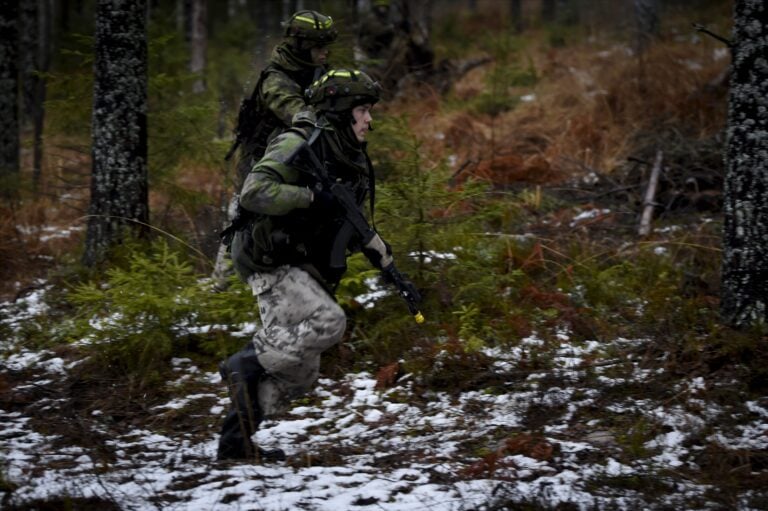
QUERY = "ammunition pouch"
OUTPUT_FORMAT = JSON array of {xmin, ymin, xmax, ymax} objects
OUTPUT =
[{"xmin": 230, "ymin": 215, "xmax": 302, "ymax": 281}]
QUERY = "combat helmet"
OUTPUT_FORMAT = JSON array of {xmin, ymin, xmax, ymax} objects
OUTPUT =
[
  {"xmin": 306, "ymin": 69, "xmax": 381, "ymax": 113},
  {"xmin": 282, "ymin": 10, "xmax": 338, "ymax": 45}
]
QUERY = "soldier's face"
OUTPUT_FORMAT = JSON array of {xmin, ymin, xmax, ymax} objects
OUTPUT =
[
  {"xmin": 351, "ymin": 104, "xmax": 373, "ymax": 143},
  {"xmin": 310, "ymin": 46, "xmax": 330, "ymax": 65}
]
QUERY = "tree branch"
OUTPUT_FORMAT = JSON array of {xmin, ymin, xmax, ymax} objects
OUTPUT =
[{"xmin": 692, "ymin": 23, "xmax": 731, "ymax": 47}]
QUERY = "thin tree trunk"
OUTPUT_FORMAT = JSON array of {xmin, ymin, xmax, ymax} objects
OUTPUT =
[
  {"xmin": 177, "ymin": 0, "xmax": 192, "ymax": 41},
  {"xmin": 720, "ymin": 0, "xmax": 768, "ymax": 327},
  {"xmin": 60, "ymin": 0, "xmax": 70, "ymax": 32},
  {"xmin": 20, "ymin": 0, "xmax": 37, "ymax": 131},
  {"xmin": 0, "ymin": 0, "xmax": 20, "ymax": 195},
  {"xmin": 541, "ymin": 0, "xmax": 556, "ymax": 23},
  {"xmin": 510, "ymin": 0, "xmax": 523, "ymax": 33},
  {"xmin": 84, "ymin": 0, "xmax": 149, "ymax": 267},
  {"xmin": 190, "ymin": 0, "xmax": 207, "ymax": 93},
  {"xmin": 20, "ymin": 0, "xmax": 51, "ymax": 192},
  {"xmin": 633, "ymin": 0, "xmax": 659, "ymax": 54}
]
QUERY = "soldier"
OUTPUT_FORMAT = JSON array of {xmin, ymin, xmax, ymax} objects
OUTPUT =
[
  {"xmin": 353, "ymin": 0, "xmax": 435, "ymax": 98},
  {"xmin": 216, "ymin": 69, "xmax": 419, "ymax": 462},
  {"xmin": 355, "ymin": 0, "xmax": 395, "ymax": 70},
  {"xmin": 213, "ymin": 10, "xmax": 338, "ymax": 289}
]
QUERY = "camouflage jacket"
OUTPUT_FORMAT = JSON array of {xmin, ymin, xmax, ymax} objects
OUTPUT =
[
  {"xmin": 233, "ymin": 43, "xmax": 327, "ymax": 186},
  {"xmin": 230, "ymin": 113, "xmax": 372, "ymax": 288},
  {"xmin": 260, "ymin": 43, "xmax": 325, "ymax": 127}
]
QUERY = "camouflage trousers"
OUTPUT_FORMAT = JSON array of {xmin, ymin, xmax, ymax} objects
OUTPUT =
[{"xmin": 247, "ymin": 265, "xmax": 347, "ymax": 417}]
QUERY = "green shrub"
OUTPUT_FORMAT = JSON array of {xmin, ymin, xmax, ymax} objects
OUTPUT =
[
  {"xmin": 347, "ymin": 115, "xmax": 541, "ymax": 368},
  {"xmin": 64, "ymin": 238, "xmax": 256, "ymax": 389}
]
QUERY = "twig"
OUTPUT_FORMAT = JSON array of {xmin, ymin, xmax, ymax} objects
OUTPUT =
[
  {"xmin": 449, "ymin": 159, "xmax": 474, "ymax": 184},
  {"xmin": 638, "ymin": 149, "xmax": 663, "ymax": 236},
  {"xmin": 692, "ymin": 23, "xmax": 731, "ymax": 47}
]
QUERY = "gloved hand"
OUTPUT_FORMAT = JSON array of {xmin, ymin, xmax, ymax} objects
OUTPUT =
[
  {"xmin": 310, "ymin": 188, "xmax": 338, "ymax": 213},
  {"xmin": 363, "ymin": 233, "xmax": 393, "ymax": 269}
]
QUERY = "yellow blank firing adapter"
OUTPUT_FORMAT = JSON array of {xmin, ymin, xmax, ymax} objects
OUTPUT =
[{"xmin": 414, "ymin": 311, "xmax": 425, "ymax": 324}]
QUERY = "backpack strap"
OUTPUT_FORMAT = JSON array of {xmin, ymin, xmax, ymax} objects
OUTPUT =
[{"xmin": 365, "ymin": 151, "xmax": 376, "ymax": 229}]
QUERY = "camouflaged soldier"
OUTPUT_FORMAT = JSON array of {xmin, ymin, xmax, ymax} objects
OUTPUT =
[
  {"xmin": 227, "ymin": 9, "xmax": 337, "ymax": 182},
  {"xmin": 213, "ymin": 10, "xmax": 338, "ymax": 289},
  {"xmin": 356, "ymin": 0, "xmax": 395, "ymax": 71},
  {"xmin": 217, "ymin": 69, "xmax": 407, "ymax": 462}
]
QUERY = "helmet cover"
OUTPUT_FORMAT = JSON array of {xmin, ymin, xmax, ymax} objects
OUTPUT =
[
  {"xmin": 282, "ymin": 10, "xmax": 338, "ymax": 45},
  {"xmin": 306, "ymin": 69, "xmax": 381, "ymax": 113}
]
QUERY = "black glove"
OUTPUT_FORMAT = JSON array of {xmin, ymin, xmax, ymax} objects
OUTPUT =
[{"xmin": 310, "ymin": 188, "xmax": 338, "ymax": 213}]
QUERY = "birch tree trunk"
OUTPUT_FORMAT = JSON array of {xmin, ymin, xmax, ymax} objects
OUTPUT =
[
  {"xmin": 0, "ymin": 0, "xmax": 20, "ymax": 192},
  {"xmin": 190, "ymin": 0, "xmax": 207, "ymax": 93},
  {"xmin": 84, "ymin": 0, "xmax": 149, "ymax": 267},
  {"xmin": 721, "ymin": 0, "xmax": 768, "ymax": 327}
]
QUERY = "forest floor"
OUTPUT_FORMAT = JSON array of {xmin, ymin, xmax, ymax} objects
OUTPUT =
[{"xmin": 1, "ymin": 193, "xmax": 767, "ymax": 510}]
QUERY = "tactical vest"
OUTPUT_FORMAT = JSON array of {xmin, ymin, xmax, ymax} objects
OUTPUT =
[{"xmin": 230, "ymin": 124, "xmax": 373, "ymax": 290}]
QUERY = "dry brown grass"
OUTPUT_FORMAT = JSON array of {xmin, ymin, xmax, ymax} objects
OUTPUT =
[{"xmin": 393, "ymin": 29, "xmax": 728, "ymax": 188}]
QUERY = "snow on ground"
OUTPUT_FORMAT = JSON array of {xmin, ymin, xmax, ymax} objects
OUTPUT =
[{"xmin": 1, "ymin": 294, "xmax": 767, "ymax": 510}]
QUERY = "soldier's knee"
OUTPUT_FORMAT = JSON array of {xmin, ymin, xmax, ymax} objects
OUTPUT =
[
  {"xmin": 322, "ymin": 303, "xmax": 347, "ymax": 342},
  {"xmin": 305, "ymin": 300, "xmax": 346, "ymax": 343}
]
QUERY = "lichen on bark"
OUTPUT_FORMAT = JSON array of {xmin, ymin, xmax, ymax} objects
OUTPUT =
[
  {"xmin": 721, "ymin": 0, "xmax": 768, "ymax": 327},
  {"xmin": 83, "ymin": 0, "xmax": 149, "ymax": 266}
]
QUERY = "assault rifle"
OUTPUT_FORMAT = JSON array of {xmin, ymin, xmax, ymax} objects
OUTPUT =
[{"xmin": 300, "ymin": 135, "xmax": 424, "ymax": 323}]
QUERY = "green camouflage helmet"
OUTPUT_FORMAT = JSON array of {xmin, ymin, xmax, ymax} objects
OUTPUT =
[
  {"xmin": 306, "ymin": 69, "xmax": 381, "ymax": 113},
  {"xmin": 282, "ymin": 10, "xmax": 338, "ymax": 45}
]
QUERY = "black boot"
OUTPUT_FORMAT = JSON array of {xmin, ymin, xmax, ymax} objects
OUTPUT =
[{"xmin": 216, "ymin": 344, "xmax": 286, "ymax": 462}]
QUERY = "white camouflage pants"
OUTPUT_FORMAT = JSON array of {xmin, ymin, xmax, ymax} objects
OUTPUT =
[{"xmin": 248, "ymin": 265, "xmax": 347, "ymax": 417}]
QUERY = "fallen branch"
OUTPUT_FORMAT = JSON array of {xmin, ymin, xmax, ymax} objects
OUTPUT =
[
  {"xmin": 638, "ymin": 149, "xmax": 663, "ymax": 236},
  {"xmin": 692, "ymin": 23, "xmax": 731, "ymax": 47}
]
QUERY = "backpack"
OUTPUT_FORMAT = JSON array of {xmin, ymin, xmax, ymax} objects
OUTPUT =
[{"xmin": 224, "ymin": 66, "xmax": 283, "ymax": 185}]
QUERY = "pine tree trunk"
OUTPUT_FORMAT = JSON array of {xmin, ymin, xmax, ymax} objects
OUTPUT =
[
  {"xmin": 510, "ymin": 0, "xmax": 523, "ymax": 33},
  {"xmin": 633, "ymin": 0, "xmax": 659, "ymax": 54},
  {"xmin": 20, "ymin": 0, "xmax": 51, "ymax": 192},
  {"xmin": 541, "ymin": 0, "xmax": 556, "ymax": 23},
  {"xmin": 177, "ymin": 0, "xmax": 192, "ymax": 41},
  {"xmin": 0, "ymin": 0, "xmax": 20, "ymax": 192},
  {"xmin": 60, "ymin": 0, "xmax": 70, "ymax": 32},
  {"xmin": 721, "ymin": 0, "xmax": 768, "ymax": 327},
  {"xmin": 84, "ymin": 0, "xmax": 149, "ymax": 267},
  {"xmin": 190, "ymin": 0, "xmax": 207, "ymax": 93}
]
